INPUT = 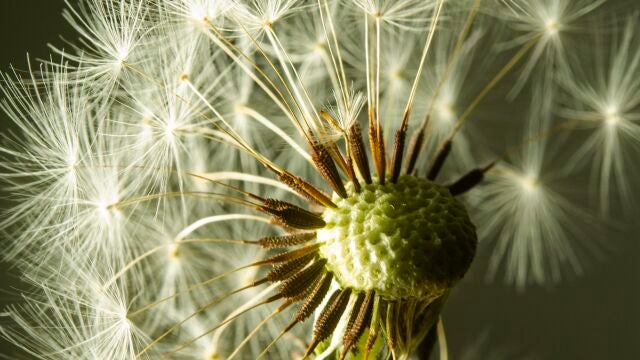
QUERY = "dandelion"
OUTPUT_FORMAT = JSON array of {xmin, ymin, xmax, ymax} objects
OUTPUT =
[
  {"xmin": 559, "ymin": 15, "xmax": 640, "ymax": 215},
  {"xmin": 1, "ymin": 0, "xmax": 638, "ymax": 359},
  {"xmin": 0, "ymin": 259, "xmax": 150, "ymax": 360},
  {"xmin": 54, "ymin": 0, "xmax": 149, "ymax": 92},
  {"xmin": 496, "ymin": 0, "xmax": 606, "ymax": 93}
]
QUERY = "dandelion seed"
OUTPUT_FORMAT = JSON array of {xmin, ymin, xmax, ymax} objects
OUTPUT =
[
  {"xmin": 0, "ymin": 1, "xmax": 636, "ymax": 359},
  {"xmin": 496, "ymin": 0, "xmax": 606, "ymax": 98},
  {"xmin": 0, "ymin": 259, "xmax": 150, "ymax": 360},
  {"xmin": 559, "ymin": 16, "xmax": 640, "ymax": 215},
  {"xmin": 54, "ymin": 0, "xmax": 149, "ymax": 91}
]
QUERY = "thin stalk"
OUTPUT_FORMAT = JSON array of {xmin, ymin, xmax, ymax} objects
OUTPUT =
[
  {"xmin": 390, "ymin": 0, "xmax": 445, "ymax": 182},
  {"xmin": 236, "ymin": 105, "xmax": 312, "ymax": 162},
  {"xmin": 451, "ymin": 35, "xmax": 542, "ymax": 136}
]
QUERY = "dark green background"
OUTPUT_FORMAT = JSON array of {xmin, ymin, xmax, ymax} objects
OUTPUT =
[{"xmin": 0, "ymin": 1, "xmax": 638, "ymax": 359}]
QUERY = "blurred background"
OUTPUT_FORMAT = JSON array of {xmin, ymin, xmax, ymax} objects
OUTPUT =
[{"xmin": 0, "ymin": 1, "xmax": 638, "ymax": 359}]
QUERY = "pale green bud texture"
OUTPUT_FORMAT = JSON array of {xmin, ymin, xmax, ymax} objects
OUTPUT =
[{"xmin": 318, "ymin": 176, "xmax": 477, "ymax": 299}]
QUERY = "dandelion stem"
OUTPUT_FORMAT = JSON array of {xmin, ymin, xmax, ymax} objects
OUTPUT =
[{"xmin": 437, "ymin": 317, "xmax": 448, "ymax": 360}]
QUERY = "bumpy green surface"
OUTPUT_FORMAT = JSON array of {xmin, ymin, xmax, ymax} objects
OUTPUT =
[{"xmin": 317, "ymin": 175, "xmax": 477, "ymax": 299}]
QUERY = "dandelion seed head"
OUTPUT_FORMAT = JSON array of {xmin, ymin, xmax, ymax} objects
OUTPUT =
[{"xmin": 1, "ymin": 0, "xmax": 636, "ymax": 359}]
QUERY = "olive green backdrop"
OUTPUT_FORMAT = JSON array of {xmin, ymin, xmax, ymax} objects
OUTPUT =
[{"xmin": 0, "ymin": 1, "xmax": 638, "ymax": 359}]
